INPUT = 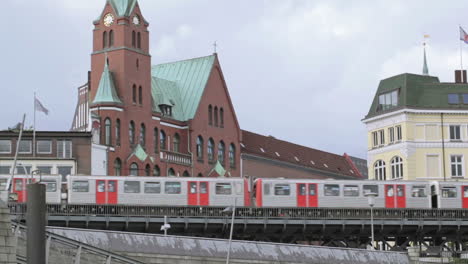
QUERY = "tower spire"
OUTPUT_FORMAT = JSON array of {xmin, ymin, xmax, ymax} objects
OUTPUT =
[{"xmin": 422, "ymin": 36, "xmax": 429, "ymax": 76}]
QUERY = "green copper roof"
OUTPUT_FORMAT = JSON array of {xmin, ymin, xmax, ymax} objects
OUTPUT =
[
  {"xmin": 365, "ymin": 73, "xmax": 468, "ymax": 119},
  {"xmin": 92, "ymin": 60, "xmax": 122, "ymax": 105},
  {"xmin": 151, "ymin": 55, "xmax": 215, "ymax": 121},
  {"xmin": 211, "ymin": 160, "xmax": 226, "ymax": 177},
  {"xmin": 108, "ymin": 0, "xmax": 137, "ymax": 17},
  {"xmin": 422, "ymin": 46, "xmax": 429, "ymax": 75},
  {"xmin": 128, "ymin": 144, "xmax": 148, "ymax": 162}
]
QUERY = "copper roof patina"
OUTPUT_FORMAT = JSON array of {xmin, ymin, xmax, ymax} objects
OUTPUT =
[{"xmin": 92, "ymin": 60, "xmax": 122, "ymax": 106}]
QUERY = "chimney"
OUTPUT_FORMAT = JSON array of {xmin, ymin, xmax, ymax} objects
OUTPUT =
[{"xmin": 455, "ymin": 70, "xmax": 467, "ymax": 83}]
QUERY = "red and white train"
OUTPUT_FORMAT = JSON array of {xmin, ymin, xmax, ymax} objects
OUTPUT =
[{"xmin": 1, "ymin": 175, "xmax": 468, "ymax": 209}]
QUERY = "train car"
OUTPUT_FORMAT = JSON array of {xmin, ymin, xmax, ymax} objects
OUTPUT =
[
  {"xmin": 67, "ymin": 176, "xmax": 250, "ymax": 206},
  {"xmin": 431, "ymin": 181, "xmax": 468, "ymax": 209},
  {"xmin": 0, "ymin": 175, "xmax": 62, "ymax": 204},
  {"xmin": 254, "ymin": 179, "xmax": 431, "ymax": 208}
]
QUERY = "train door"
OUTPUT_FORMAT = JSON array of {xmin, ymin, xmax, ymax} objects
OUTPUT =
[
  {"xmin": 96, "ymin": 180, "xmax": 118, "ymax": 204},
  {"xmin": 188, "ymin": 181, "xmax": 209, "ymax": 206},
  {"xmin": 199, "ymin": 181, "xmax": 209, "ymax": 206},
  {"xmin": 308, "ymin": 184, "xmax": 318, "ymax": 207},
  {"xmin": 13, "ymin": 178, "xmax": 26, "ymax": 202},
  {"xmin": 297, "ymin": 183, "xmax": 307, "ymax": 207},
  {"xmin": 396, "ymin": 184, "xmax": 406, "ymax": 208},
  {"xmin": 188, "ymin": 181, "xmax": 198, "ymax": 206},
  {"xmin": 385, "ymin": 185, "xmax": 395, "ymax": 208},
  {"xmin": 462, "ymin": 186, "xmax": 468, "ymax": 209},
  {"xmin": 385, "ymin": 184, "xmax": 406, "ymax": 208},
  {"xmin": 296, "ymin": 183, "xmax": 318, "ymax": 207}
]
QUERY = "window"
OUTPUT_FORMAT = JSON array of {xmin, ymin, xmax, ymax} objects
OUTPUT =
[
  {"xmin": 153, "ymin": 165, "xmax": 160, "ymax": 176},
  {"xmin": 173, "ymin": 133, "xmax": 180, "ymax": 152},
  {"xmin": 463, "ymin": 94, "xmax": 468, "ymax": 104},
  {"xmin": 130, "ymin": 163, "xmax": 138, "ymax": 176},
  {"xmin": 388, "ymin": 127, "xmax": 395, "ymax": 143},
  {"xmin": 72, "ymin": 181, "xmax": 89, "ymax": 192},
  {"xmin": 411, "ymin": 186, "xmax": 427, "ymax": 197},
  {"xmin": 138, "ymin": 86, "xmax": 142, "ymax": 105},
  {"xmin": 168, "ymin": 168, "xmax": 175, "ymax": 176},
  {"xmin": 132, "ymin": 31, "xmax": 136, "ymax": 47},
  {"xmin": 165, "ymin": 182, "xmax": 181, "ymax": 194},
  {"xmin": 0, "ymin": 180, "xmax": 6, "ymax": 191},
  {"xmin": 116, "ymin": 119, "xmax": 121, "ymax": 146},
  {"xmin": 200, "ymin": 182, "xmax": 207, "ymax": 193},
  {"xmin": 324, "ymin": 184, "xmax": 340, "ymax": 196},
  {"xmin": 0, "ymin": 140, "xmax": 11, "ymax": 154},
  {"xmin": 448, "ymin": 94, "xmax": 460, "ymax": 104},
  {"xmin": 208, "ymin": 105, "xmax": 213, "ymax": 125},
  {"xmin": 37, "ymin": 140, "xmax": 52, "ymax": 154},
  {"xmin": 309, "ymin": 185, "xmax": 316, "ymax": 195},
  {"xmin": 104, "ymin": 118, "xmax": 112, "ymax": 146},
  {"xmin": 182, "ymin": 171, "xmax": 190, "ymax": 177},
  {"xmin": 274, "ymin": 184, "xmax": 290, "ymax": 195},
  {"xmin": 144, "ymin": 182, "xmax": 161, "ymax": 193},
  {"xmin": 44, "ymin": 181, "xmax": 57, "ymax": 192},
  {"xmin": 137, "ymin": 32, "xmax": 141, "ymax": 49},
  {"xmin": 37, "ymin": 166, "xmax": 52, "ymax": 174},
  {"xmin": 215, "ymin": 183, "xmax": 232, "ymax": 195},
  {"xmin": 109, "ymin": 30, "xmax": 114, "ymax": 47},
  {"xmin": 377, "ymin": 90, "xmax": 398, "ymax": 111},
  {"xmin": 343, "ymin": 185, "xmax": 359, "ymax": 197},
  {"xmin": 451, "ymin": 155, "xmax": 463, "ymax": 177},
  {"xmin": 196, "ymin": 136, "xmax": 204, "ymax": 160},
  {"xmin": 229, "ymin": 144, "xmax": 235, "ymax": 168},
  {"xmin": 263, "ymin": 183, "xmax": 270, "ymax": 195},
  {"xmin": 160, "ymin": 105, "xmax": 172, "ymax": 116},
  {"xmin": 140, "ymin": 123, "xmax": 146, "ymax": 148},
  {"xmin": 14, "ymin": 179, "xmax": 23, "ymax": 191},
  {"xmin": 214, "ymin": 107, "xmax": 218, "ymax": 127},
  {"xmin": 396, "ymin": 125, "xmax": 402, "ymax": 141},
  {"xmin": 124, "ymin": 181, "xmax": 140, "ymax": 193},
  {"xmin": 57, "ymin": 166, "xmax": 72, "ymax": 181},
  {"xmin": 160, "ymin": 130, "xmax": 166, "ymax": 150},
  {"xmin": 114, "ymin": 158, "xmax": 121, "ymax": 176},
  {"xmin": 132, "ymin": 85, "xmax": 137, "ymax": 104},
  {"xmin": 189, "ymin": 182, "xmax": 197, "ymax": 193},
  {"xmin": 218, "ymin": 141, "xmax": 225, "ymax": 164},
  {"xmin": 16, "ymin": 165, "xmax": 31, "ymax": 175},
  {"xmin": 220, "ymin": 108, "xmax": 224, "ymax": 128},
  {"xmin": 363, "ymin": 185, "xmax": 378, "ymax": 196},
  {"xmin": 374, "ymin": 160, "xmax": 386, "ymax": 180},
  {"xmin": 465, "ymin": 186, "xmax": 468, "ymax": 198},
  {"xmin": 391, "ymin": 156, "xmax": 403, "ymax": 179},
  {"xmin": 153, "ymin": 128, "xmax": 159, "ymax": 153},
  {"xmin": 372, "ymin": 132, "xmax": 378, "ymax": 147},
  {"xmin": 450, "ymin": 125, "xmax": 461, "ymax": 140},
  {"xmin": 0, "ymin": 166, "xmax": 10, "ymax": 175},
  {"xmin": 18, "ymin": 140, "xmax": 32, "ymax": 154},
  {"xmin": 145, "ymin": 164, "xmax": 150, "ymax": 176},
  {"xmin": 208, "ymin": 138, "xmax": 214, "ymax": 162},
  {"xmin": 441, "ymin": 187, "xmax": 457, "ymax": 198},
  {"xmin": 129, "ymin": 121, "xmax": 135, "ymax": 145},
  {"xmin": 103, "ymin": 31, "xmax": 107, "ymax": 48},
  {"xmin": 378, "ymin": 129, "xmax": 385, "ymax": 145},
  {"xmin": 56, "ymin": 140, "xmax": 72, "ymax": 159}
]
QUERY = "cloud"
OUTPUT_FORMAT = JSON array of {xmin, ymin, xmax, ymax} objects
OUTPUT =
[{"xmin": 153, "ymin": 24, "xmax": 194, "ymax": 58}]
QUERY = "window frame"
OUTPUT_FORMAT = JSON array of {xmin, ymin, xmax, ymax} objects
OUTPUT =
[
  {"xmin": 324, "ymin": 184, "xmax": 340, "ymax": 196},
  {"xmin": 72, "ymin": 181, "xmax": 89, "ymax": 193},
  {"xmin": 343, "ymin": 185, "xmax": 359, "ymax": 197},
  {"xmin": 37, "ymin": 140, "xmax": 52, "ymax": 154},
  {"xmin": 18, "ymin": 140, "xmax": 32, "ymax": 154},
  {"xmin": 165, "ymin": 182, "xmax": 181, "ymax": 194},
  {"xmin": 216, "ymin": 183, "xmax": 232, "ymax": 195},
  {"xmin": 450, "ymin": 125, "xmax": 461, "ymax": 141},
  {"xmin": 450, "ymin": 155, "xmax": 464, "ymax": 178},
  {"xmin": 124, "ymin": 181, "xmax": 141, "ymax": 193},
  {"xmin": 144, "ymin": 182, "xmax": 161, "ymax": 194},
  {"xmin": 274, "ymin": 184, "xmax": 291, "ymax": 196},
  {"xmin": 391, "ymin": 156, "xmax": 404, "ymax": 179}
]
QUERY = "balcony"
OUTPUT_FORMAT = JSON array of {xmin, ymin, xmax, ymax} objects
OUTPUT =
[{"xmin": 160, "ymin": 150, "xmax": 192, "ymax": 166}]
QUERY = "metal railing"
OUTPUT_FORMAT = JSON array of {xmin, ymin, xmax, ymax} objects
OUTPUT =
[{"xmin": 160, "ymin": 150, "xmax": 192, "ymax": 166}]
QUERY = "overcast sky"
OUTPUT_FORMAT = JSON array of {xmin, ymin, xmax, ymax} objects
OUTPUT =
[{"xmin": 2, "ymin": 0, "xmax": 468, "ymax": 159}]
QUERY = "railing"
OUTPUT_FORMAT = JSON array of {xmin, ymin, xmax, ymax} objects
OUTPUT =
[{"xmin": 160, "ymin": 150, "xmax": 192, "ymax": 166}]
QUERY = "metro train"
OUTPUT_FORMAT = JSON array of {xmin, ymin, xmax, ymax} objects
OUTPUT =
[{"xmin": 1, "ymin": 175, "xmax": 468, "ymax": 209}]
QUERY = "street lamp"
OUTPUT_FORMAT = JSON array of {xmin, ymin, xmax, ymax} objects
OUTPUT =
[
  {"xmin": 160, "ymin": 215, "xmax": 171, "ymax": 236},
  {"xmin": 365, "ymin": 192, "xmax": 377, "ymax": 250},
  {"xmin": 222, "ymin": 198, "xmax": 237, "ymax": 264}
]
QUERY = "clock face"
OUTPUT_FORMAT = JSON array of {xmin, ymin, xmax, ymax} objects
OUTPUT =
[
  {"xmin": 133, "ymin": 15, "xmax": 140, "ymax": 25},
  {"xmin": 103, "ymin": 13, "xmax": 114, "ymax": 27}
]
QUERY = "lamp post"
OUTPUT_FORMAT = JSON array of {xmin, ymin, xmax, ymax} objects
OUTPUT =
[
  {"xmin": 160, "ymin": 215, "xmax": 171, "ymax": 236},
  {"xmin": 222, "ymin": 198, "xmax": 237, "ymax": 264},
  {"xmin": 365, "ymin": 192, "xmax": 377, "ymax": 250}
]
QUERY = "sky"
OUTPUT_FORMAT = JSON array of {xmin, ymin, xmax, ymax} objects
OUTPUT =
[{"xmin": 1, "ymin": 0, "xmax": 468, "ymax": 159}]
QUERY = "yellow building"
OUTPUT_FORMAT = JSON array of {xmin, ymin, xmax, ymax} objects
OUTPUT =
[{"xmin": 363, "ymin": 67, "xmax": 468, "ymax": 181}]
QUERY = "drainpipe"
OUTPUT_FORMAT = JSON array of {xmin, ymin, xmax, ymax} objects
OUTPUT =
[
  {"xmin": 187, "ymin": 127, "xmax": 194, "ymax": 177},
  {"xmin": 441, "ymin": 113, "xmax": 447, "ymax": 181}
]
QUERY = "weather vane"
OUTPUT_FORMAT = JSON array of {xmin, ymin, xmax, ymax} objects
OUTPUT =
[{"xmin": 213, "ymin": 41, "xmax": 217, "ymax": 53}]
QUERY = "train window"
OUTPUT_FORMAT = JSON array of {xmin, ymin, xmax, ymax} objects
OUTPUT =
[
  {"xmin": 216, "ymin": 183, "xmax": 232, "ymax": 195},
  {"xmin": 309, "ymin": 185, "xmax": 316, "ymax": 196},
  {"xmin": 72, "ymin": 181, "xmax": 89, "ymax": 192},
  {"xmin": 464, "ymin": 186, "xmax": 468, "ymax": 198},
  {"xmin": 298, "ymin": 184, "xmax": 306, "ymax": 195},
  {"xmin": 397, "ymin": 185, "xmax": 404, "ymax": 197},
  {"xmin": 324, "ymin": 184, "xmax": 340, "ymax": 196},
  {"xmin": 144, "ymin": 182, "xmax": 161, "ymax": 194},
  {"xmin": 200, "ymin": 182, "xmax": 208, "ymax": 194},
  {"xmin": 0, "ymin": 180, "xmax": 6, "ymax": 191},
  {"xmin": 363, "ymin": 185, "xmax": 378, "ymax": 196},
  {"xmin": 108, "ymin": 181, "xmax": 116, "ymax": 192},
  {"xmin": 189, "ymin": 182, "xmax": 197, "ymax": 194},
  {"xmin": 386, "ymin": 186, "xmax": 394, "ymax": 197},
  {"xmin": 343, "ymin": 185, "xmax": 359, "ymax": 197},
  {"xmin": 124, "ymin": 181, "xmax": 140, "ymax": 193},
  {"xmin": 165, "ymin": 182, "xmax": 181, "ymax": 194},
  {"xmin": 411, "ymin": 186, "xmax": 427, "ymax": 197},
  {"xmin": 43, "ymin": 181, "xmax": 57, "ymax": 192},
  {"xmin": 235, "ymin": 183, "xmax": 242, "ymax": 194},
  {"xmin": 14, "ymin": 179, "xmax": 23, "ymax": 191},
  {"xmin": 441, "ymin": 187, "xmax": 457, "ymax": 198},
  {"xmin": 264, "ymin": 183, "xmax": 270, "ymax": 195},
  {"xmin": 274, "ymin": 184, "xmax": 291, "ymax": 196}
]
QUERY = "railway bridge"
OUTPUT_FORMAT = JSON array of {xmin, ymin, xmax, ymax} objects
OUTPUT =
[{"xmin": 9, "ymin": 203, "xmax": 468, "ymax": 250}]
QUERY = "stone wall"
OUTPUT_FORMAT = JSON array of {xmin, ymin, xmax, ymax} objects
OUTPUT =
[{"xmin": 0, "ymin": 198, "xmax": 16, "ymax": 264}]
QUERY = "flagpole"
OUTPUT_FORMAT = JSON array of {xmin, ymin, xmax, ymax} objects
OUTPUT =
[
  {"xmin": 460, "ymin": 25, "xmax": 464, "ymax": 83},
  {"xmin": 33, "ymin": 92, "xmax": 36, "ymax": 157}
]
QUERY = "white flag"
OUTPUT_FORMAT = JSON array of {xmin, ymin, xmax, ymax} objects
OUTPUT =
[{"xmin": 35, "ymin": 97, "xmax": 49, "ymax": 115}]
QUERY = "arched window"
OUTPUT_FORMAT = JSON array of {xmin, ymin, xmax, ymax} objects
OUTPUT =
[
  {"xmin": 220, "ymin": 108, "xmax": 224, "ymax": 128},
  {"xmin": 138, "ymin": 86, "xmax": 142, "ymax": 105},
  {"xmin": 214, "ymin": 107, "xmax": 218, "ymax": 127},
  {"xmin": 153, "ymin": 165, "xmax": 160, "ymax": 176},
  {"xmin": 115, "ymin": 119, "xmax": 121, "ymax": 146},
  {"xmin": 218, "ymin": 141, "xmax": 225, "ymax": 164},
  {"xmin": 130, "ymin": 163, "xmax": 138, "ymax": 176},
  {"xmin": 132, "ymin": 85, "xmax": 137, "ymax": 104},
  {"xmin": 168, "ymin": 168, "xmax": 175, "ymax": 176},
  {"xmin": 229, "ymin": 143, "xmax": 235, "ymax": 168},
  {"xmin": 136, "ymin": 59, "xmax": 139, "ymax": 70},
  {"xmin": 182, "ymin": 171, "xmax": 190, "ymax": 177},
  {"xmin": 196, "ymin": 136, "xmax": 204, "ymax": 160},
  {"xmin": 197, "ymin": 173, "xmax": 203, "ymax": 177},
  {"xmin": 132, "ymin": 31, "xmax": 136, "ymax": 47},
  {"xmin": 137, "ymin": 32, "xmax": 141, "ymax": 49},
  {"xmin": 160, "ymin": 130, "xmax": 166, "ymax": 150},
  {"xmin": 208, "ymin": 138, "xmax": 214, "ymax": 162},
  {"xmin": 173, "ymin": 133, "xmax": 180, "ymax": 152},
  {"xmin": 103, "ymin": 31, "xmax": 108, "ymax": 48},
  {"xmin": 391, "ymin": 156, "xmax": 403, "ymax": 179},
  {"xmin": 374, "ymin": 160, "xmax": 386, "ymax": 180},
  {"xmin": 145, "ymin": 164, "xmax": 151, "ymax": 176},
  {"xmin": 208, "ymin": 105, "xmax": 213, "ymax": 125},
  {"xmin": 104, "ymin": 118, "xmax": 111, "ymax": 146},
  {"xmin": 114, "ymin": 158, "xmax": 121, "ymax": 176},
  {"xmin": 140, "ymin": 123, "xmax": 146, "ymax": 148},
  {"xmin": 153, "ymin": 128, "xmax": 159, "ymax": 153},
  {"xmin": 109, "ymin": 30, "xmax": 114, "ymax": 47},
  {"xmin": 129, "ymin": 121, "xmax": 135, "ymax": 145}
]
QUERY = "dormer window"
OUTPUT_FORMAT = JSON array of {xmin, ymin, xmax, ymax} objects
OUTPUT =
[
  {"xmin": 377, "ymin": 90, "xmax": 399, "ymax": 111},
  {"xmin": 159, "ymin": 105, "xmax": 172, "ymax": 116}
]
